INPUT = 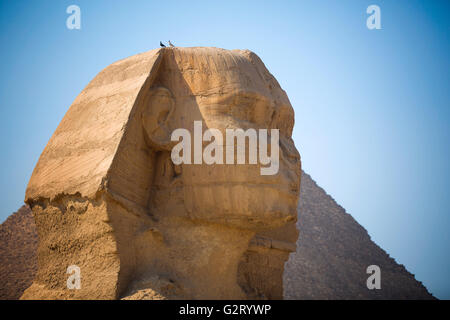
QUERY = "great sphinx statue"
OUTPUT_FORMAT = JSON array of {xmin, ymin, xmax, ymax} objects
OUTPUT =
[{"xmin": 21, "ymin": 47, "xmax": 301, "ymax": 299}]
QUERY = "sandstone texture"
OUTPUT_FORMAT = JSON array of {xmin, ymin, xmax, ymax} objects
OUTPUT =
[
  {"xmin": 21, "ymin": 47, "xmax": 301, "ymax": 299},
  {"xmin": 0, "ymin": 172, "xmax": 434, "ymax": 299}
]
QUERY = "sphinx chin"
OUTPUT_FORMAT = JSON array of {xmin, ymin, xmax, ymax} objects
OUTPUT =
[{"xmin": 181, "ymin": 184, "xmax": 296, "ymax": 226}]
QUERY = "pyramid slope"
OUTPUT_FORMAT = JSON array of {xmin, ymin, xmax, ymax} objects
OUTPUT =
[
  {"xmin": 284, "ymin": 172, "xmax": 434, "ymax": 299},
  {"xmin": 0, "ymin": 206, "xmax": 37, "ymax": 299}
]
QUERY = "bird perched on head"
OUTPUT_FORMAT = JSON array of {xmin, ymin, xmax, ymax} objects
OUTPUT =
[
  {"xmin": 160, "ymin": 41, "xmax": 166, "ymax": 48},
  {"xmin": 168, "ymin": 40, "xmax": 175, "ymax": 47}
]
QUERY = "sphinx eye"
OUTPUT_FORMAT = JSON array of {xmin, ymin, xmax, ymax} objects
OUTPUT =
[{"xmin": 232, "ymin": 95, "xmax": 256, "ymax": 108}]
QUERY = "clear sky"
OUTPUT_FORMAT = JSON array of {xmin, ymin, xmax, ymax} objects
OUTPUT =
[{"xmin": 0, "ymin": 0, "xmax": 449, "ymax": 299}]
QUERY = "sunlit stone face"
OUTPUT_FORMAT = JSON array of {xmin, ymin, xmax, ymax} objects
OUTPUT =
[
  {"xmin": 150, "ymin": 48, "xmax": 301, "ymax": 230},
  {"xmin": 23, "ymin": 48, "xmax": 300, "ymax": 300}
]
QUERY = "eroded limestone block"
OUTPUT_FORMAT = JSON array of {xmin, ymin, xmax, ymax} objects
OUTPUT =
[{"xmin": 22, "ymin": 47, "xmax": 301, "ymax": 299}]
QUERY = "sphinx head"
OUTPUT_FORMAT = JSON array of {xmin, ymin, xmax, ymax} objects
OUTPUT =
[
  {"xmin": 23, "ymin": 47, "xmax": 301, "ymax": 300},
  {"xmin": 142, "ymin": 48, "xmax": 301, "ymax": 231}
]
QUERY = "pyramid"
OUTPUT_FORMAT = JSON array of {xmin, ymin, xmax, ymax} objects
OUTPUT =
[
  {"xmin": 284, "ymin": 172, "xmax": 433, "ymax": 299},
  {"xmin": 0, "ymin": 205, "xmax": 38, "ymax": 299}
]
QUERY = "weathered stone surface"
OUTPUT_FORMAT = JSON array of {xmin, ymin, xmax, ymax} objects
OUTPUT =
[{"xmin": 21, "ymin": 47, "xmax": 301, "ymax": 299}]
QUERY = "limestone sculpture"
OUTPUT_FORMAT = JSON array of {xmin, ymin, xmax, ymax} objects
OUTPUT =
[{"xmin": 21, "ymin": 47, "xmax": 301, "ymax": 299}]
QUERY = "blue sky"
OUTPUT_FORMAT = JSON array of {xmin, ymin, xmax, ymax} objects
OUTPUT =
[{"xmin": 0, "ymin": 0, "xmax": 449, "ymax": 298}]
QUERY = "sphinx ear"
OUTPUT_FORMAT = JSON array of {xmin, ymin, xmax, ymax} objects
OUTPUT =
[{"xmin": 142, "ymin": 87, "xmax": 176, "ymax": 151}]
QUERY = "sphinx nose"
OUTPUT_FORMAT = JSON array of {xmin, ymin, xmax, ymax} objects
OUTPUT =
[
  {"xmin": 279, "ymin": 137, "xmax": 301, "ymax": 186},
  {"xmin": 280, "ymin": 137, "xmax": 301, "ymax": 168}
]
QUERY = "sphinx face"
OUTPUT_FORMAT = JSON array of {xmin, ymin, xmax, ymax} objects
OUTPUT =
[{"xmin": 150, "ymin": 49, "xmax": 301, "ymax": 230}]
